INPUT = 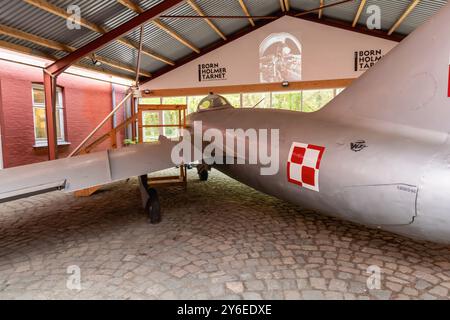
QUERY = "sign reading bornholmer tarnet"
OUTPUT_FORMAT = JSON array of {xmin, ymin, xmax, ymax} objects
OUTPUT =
[
  {"xmin": 354, "ymin": 49, "xmax": 383, "ymax": 72},
  {"xmin": 198, "ymin": 63, "xmax": 227, "ymax": 82}
]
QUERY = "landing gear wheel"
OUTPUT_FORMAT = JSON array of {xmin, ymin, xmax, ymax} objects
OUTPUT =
[
  {"xmin": 198, "ymin": 169, "xmax": 208, "ymax": 181},
  {"xmin": 146, "ymin": 188, "xmax": 161, "ymax": 224}
]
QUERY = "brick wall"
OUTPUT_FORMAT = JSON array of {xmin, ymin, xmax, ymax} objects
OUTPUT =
[{"xmin": 0, "ymin": 60, "xmax": 129, "ymax": 168}]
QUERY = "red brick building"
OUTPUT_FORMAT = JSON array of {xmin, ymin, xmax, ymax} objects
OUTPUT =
[{"xmin": 0, "ymin": 56, "xmax": 130, "ymax": 169}]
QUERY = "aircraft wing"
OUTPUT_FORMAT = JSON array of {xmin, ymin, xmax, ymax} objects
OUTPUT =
[{"xmin": 0, "ymin": 138, "xmax": 180, "ymax": 203}]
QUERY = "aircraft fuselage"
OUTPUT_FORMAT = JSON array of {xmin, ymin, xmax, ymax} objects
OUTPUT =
[{"xmin": 190, "ymin": 108, "xmax": 450, "ymax": 244}]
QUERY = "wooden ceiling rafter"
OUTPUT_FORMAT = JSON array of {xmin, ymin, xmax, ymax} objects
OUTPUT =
[
  {"xmin": 23, "ymin": 0, "xmax": 174, "ymax": 66},
  {"xmin": 0, "ymin": 24, "xmax": 151, "ymax": 77},
  {"xmin": 237, "ymin": 0, "xmax": 256, "ymax": 26},
  {"xmin": 117, "ymin": 0, "xmax": 201, "ymax": 53},
  {"xmin": 186, "ymin": 0, "xmax": 227, "ymax": 40},
  {"xmin": 388, "ymin": 0, "xmax": 420, "ymax": 36},
  {"xmin": 352, "ymin": 0, "xmax": 367, "ymax": 27}
]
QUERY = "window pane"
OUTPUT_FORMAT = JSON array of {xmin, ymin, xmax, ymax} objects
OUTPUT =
[
  {"xmin": 163, "ymin": 110, "xmax": 180, "ymax": 138},
  {"xmin": 142, "ymin": 111, "xmax": 160, "ymax": 142},
  {"xmin": 56, "ymin": 109, "xmax": 63, "ymax": 140},
  {"xmin": 187, "ymin": 96, "xmax": 204, "ymax": 114},
  {"xmin": 140, "ymin": 97, "xmax": 161, "ymax": 105},
  {"xmin": 162, "ymin": 96, "xmax": 186, "ymax": 105},
  {"xmin": 33, "ymin": 87, "xmax": 45, "ymax": 105},
  {"xmin": 34, "ymin": 108, "xmax": 47, "ymax": 139},
  {"xmin": 271, "ymin": 91, "xmax": 302, "ymax": 111},
  {"xmin": 302, "ymin": 89, "xmax": 334, "ymax": 113},
  {"xmin": 222, "ymin": 94, "xmax": 240, "ymax": 108},
  {"xmin": 242, "ymin": 92, "xmax": 271, "ymax": 108},
  {"xmin": 142, "ymin": 111, "xmax": 159, "ymax": 126},
  {"xmin": 56, "ymin": 89, "xmax": 63, "ymax": 107},
  {"xmin": 143, "ymin": 128, "xmax": 160, "ymax": 142}
]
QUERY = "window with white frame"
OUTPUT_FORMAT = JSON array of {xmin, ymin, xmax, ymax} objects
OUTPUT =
[{"xmin": 32, "ymin": 84, "xmax": 66, "ymax": 145}]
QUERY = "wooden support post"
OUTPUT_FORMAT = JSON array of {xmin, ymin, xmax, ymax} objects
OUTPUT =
[
  {"xmin": 138, "ymin": 107, "xmax": 143, "ymax": 144},
  {"xmin": 43, "ymin": 71, "xmax": 58, "ymax": 160},
  {"xmin": 110, "ymin": 129, "xmax": 117, "ymax": 149},
  {"xmin": 131, "ymin": 97, "xmax": 137, "ymax": 140}
]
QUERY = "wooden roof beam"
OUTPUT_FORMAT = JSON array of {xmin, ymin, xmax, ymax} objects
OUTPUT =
[
  {"xmin": 152, "ymin": 20, "xmax": 200, "ymax": 53},
  {"xmin": 0, "ymin": 24, "xmax": 151, "ymax": 77},
  {"xmin": 352, "ymin": 0, "xmax": 367, "ymax": 27},
  {"xmin": 23, "ymin": 0, "xmax": 175, "ymax": 66},
  {"xmin": 238, "ymin": 0, "xmax": 255, "ymax": 26},
  {"xmin": 319, "ymin": 0, "xmax": 324, "ymax": 19},
  {"xmin": 388, "ymin": 0, "xmax": 420, "ymax": 35},
  {"xmin": 186, "ymin": 0, "xmax": 227, "ymax": 40},
  {"xmin": 284, "ymin": 0, "xmax": 290, "ymax": 12},
  {"xmin": 0, "ymin": 40, "xmax": 136, "ymax": 81},
  {"xmin": 117, "ymin": 0, "xmax": 143, "ymax": 14},
  {"xmin": 117, "ymin": 0, "xmax": 200, "ymax": 53},
  {"xmin": 288, "ymin": 9, "xmax": 405, "ymax": 42}
]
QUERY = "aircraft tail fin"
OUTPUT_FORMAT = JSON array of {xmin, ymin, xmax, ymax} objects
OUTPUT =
[{"xmin": 321, "ymin": 3, "xmax": 450, "ymax": 133}]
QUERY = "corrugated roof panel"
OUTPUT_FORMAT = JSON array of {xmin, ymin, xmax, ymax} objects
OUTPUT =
[
  {"xmin": 244, "ymin": 0, "xmax": 281, "ymax": 17},
  {"xmin": 195, "ymin": 0, "xmax": 250, "ymax": 36},
  {"xmin": 96, "ymin": 41, "xmax": 138, "ymax": 65},
  {"xmin": 94, "ymin": 39, "xmax": 159, "ymax": 74},
  {"xmin": 0, "ymin": 34, "xmax": 57, "ymax": 57},
  {"xmin": 0, "ymin": 0, "xmax": 446, "ymax": 79},
  {"xmin": 358, "ymin": 0, "xmax": 411, "ymax": 33},
  {"xmin": 68, "ymin": 31, "xmax": 103, "ymax": 49},
  {"xmin": 126, "ymin": 22, "xmax": 193, "ymax": 62},
  {"xmin": 290, "ymin": 0, "xmax": 320, "ymax": 11},
  {"xmin": 47, "ymin": 0, "xmax": 132, "ymax": 29},
  {"xmin": 0, "ymin": 0, "xmax": 94, "ymax": 46},
  {"xmin": 395, "ymin": 0, "xmax": 447, "ymax": 35},
  {"xmin": 319, "ymin": 0, "xmax": 363, "ymax": 24},
  {"xmin": 76, "ymin": 58, "xmax": 136, "ymax": 78},
  {"xmin": 139, "ymin": 54, "xmax": 166, "ymax": 72},
  {"xmin": 134, "ymin": 0, "xmax": 168, "ymax": 11},
  {"xmin": 159, "ymin": 2, "xmax": 221, "ymax": 49},
  {"xmin": 290, "ymin": 0, "xmax": 447, "ymax": 36}
]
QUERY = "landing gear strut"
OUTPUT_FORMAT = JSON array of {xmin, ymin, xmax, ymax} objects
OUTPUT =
[
  {"xmin": 197, "ymin": 164, "xmax": 209, "ymax": 181},
  {"xmin": 139, "ymin": 175, "xmax": 161, "ymax": 224}
]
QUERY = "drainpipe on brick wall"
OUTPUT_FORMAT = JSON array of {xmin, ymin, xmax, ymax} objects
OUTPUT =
[
  {"xmin": 0, "ymin": 123, "xmax": 3, "ymax": 169},
  {"xmin": 112, "ymin": 84, "xmax": 117, "ymax": 129}
]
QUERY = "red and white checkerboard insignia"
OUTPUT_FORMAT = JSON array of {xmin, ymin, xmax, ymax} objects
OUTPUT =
[{"xmin": 287, "ymin": 142, "xmax": 325, "ymax": 192}]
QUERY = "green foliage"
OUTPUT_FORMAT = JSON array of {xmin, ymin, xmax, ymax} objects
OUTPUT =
[
  {"xmin": 242, "ymin": 93, "xmax": 271, "ymax": 108},
  {"xmin": 187, "ymin": 96, "xmax": 204, "ymax": 114},
  {"xmin": 162, "ymin": 97, "xmax": 186, "ymax": 105},
  {"xmin": 222, "ymin": 94, "xmax": 240, "ymax": 108},
  {"xmin": 124, "ymin": 138, "xmax": 138, "ymax": 145},
  {"xmin": 302, "ymin": 89, "xmax": 334, "ymax": 113},
  {"xmin": 140, "ymin": 97, "xmax": 161, "ymax": 104},
  {"xmin": 272, "ymin": 91, "xmax": 302, "ymax": 111},
  {"xmin": 163, "ymin": 110, "xmax": 180, "ymax": 138}
]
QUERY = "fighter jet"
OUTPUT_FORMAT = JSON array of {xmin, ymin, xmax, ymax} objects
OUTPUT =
[{"xmin": 1, "ymin": 3, "xmax": 450, "ymax": 244}]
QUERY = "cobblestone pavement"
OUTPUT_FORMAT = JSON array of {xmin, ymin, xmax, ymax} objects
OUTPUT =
[{"xmin": 0, "ymin": 169, "xmax": 449, "ymax": 300}]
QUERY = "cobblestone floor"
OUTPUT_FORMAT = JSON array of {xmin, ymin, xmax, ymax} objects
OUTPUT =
[{"xmin": 0, "ymin": 169, "xmax": 449, "ymax": 300}]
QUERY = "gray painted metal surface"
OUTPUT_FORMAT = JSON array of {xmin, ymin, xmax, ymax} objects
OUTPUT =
[
  {"xmin": 0, "ymin": 139, "xmax": 178, "ymax": 201},
  {"xmin": 0, "ymin": 3, "xmax": 449, "ymax": 244},
  {"xmin": 186, "ymin": 2, "xmax": 450, "ymax": 244}
]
